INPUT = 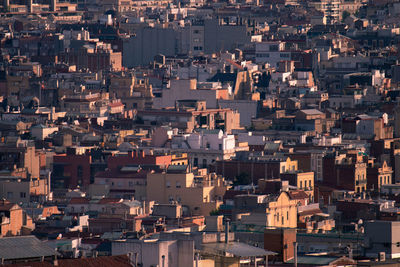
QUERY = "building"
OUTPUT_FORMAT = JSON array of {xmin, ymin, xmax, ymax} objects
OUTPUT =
[
  {"xmin": 108, "ymin": 72, "xmax": 153, "ymax": 110},
  {"xmin": 169, "ymin": 129, "xmax": 249, "ymax": 168},
  {"xmin": 280, "ymin": 171, "xmax": 315, "ymax": 200},
  {"xmin": 0, "ymin": 145, "xmax": 42, "ymax": 179},
  {"xmin": 146, "ymin": 165, "xmax": 229, "ymax": 216},
  {"xmin": 112, "ymin": 238, "xmax": 194, "ymax": 267},
  {"xmin": 94, "ymin": 166, "xmax": 148, "ymax": 200},
  {"xmin": 367, "ymin": 161, "xmax": 393, "ymax": 191},
  {"xmin": 255, "ymin": 41, "xmax": 291, "ymax": 66},
  {"xmin": 59, "ymin": 42, "xmax": 122, "ymax": 72},
  {"xmin": 0, "ymin": 235, "xmax": 57, "ymax": 265},
  {"xmin": 153, "ymin": 79, "xmax": 230, "ymax": 110},
  {"xmin": 0, "ymin": 199, "xmax": 34, "ymax": 237},
  {"xmin": 0, "ymin": 176, "xmax": 50, "ymax": 203},
  {"xmin": 137, "ymin": 104, "xmax": 241, "ymax": 134},
  {"xmin": 264, "ymin": 228, "xmax": 297, "ymax": 263},
  {"xmin": 323, "ymin": 152, "xmax": 367, "ymax": 193},
  {"xmin": 213, "ymin": 155, "xmax": 298, "ymax": 183},
  {"xmin": 234, "ymin": 191, "xmax": 298, "ymax": 228},
  {"xmin": 30, "ymin": 124, "xmax": 59, "ymax": 140},
  {"xmin": 52, "ymin": 149, "xmax": 93, "ymax": 189},
  {"xmin": 365, "ymin": 221, "xmax": 400, "ymax": 259}
]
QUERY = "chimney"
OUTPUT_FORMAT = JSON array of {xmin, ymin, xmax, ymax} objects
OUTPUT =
[
  {"xmin": 53, "ymin": 255, "xmax": 58, "ymax": 266},
  {"xmin": 224, "ymin": 217, "xmax": 230, "ymax": 244},
  {"xmin": 348, "ymin": 245, "xmax": 353, "ymax": 260}
]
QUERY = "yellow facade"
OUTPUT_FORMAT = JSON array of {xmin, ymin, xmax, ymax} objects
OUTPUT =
[
  {"xmin": 281, "ymin": 172, "xmax": 314, "ymax": 199},
  {"xmin": 147, "ymin": 170, "xmax": 228, "ymax": 216},
  {"xmin": 239, "ymin": 192, "xmax": 298, "ymax": 228},
  {"xmin": 171, "ymin": 153, "xmax": 189, "ymax": 166},
  {"xmin": 281, "ymin": 157, "xmax": 298, "ymax": 173},
  {"xmin": 267, "ymin": 191, "xmax": 298, "ymax": 228}
]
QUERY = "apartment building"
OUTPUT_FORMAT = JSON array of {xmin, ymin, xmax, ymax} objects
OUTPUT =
[{"xmin": 146, "ymin": 165, "xmax": 228, "ymax": 216}]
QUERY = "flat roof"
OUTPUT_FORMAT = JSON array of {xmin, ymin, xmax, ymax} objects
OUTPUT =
[{"xmin": 202, "ymin": 242, "xmax": 277, "ymax": 257}]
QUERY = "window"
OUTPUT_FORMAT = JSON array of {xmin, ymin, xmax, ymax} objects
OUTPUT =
[
  {"xmin": 7, "ymin": 192, "xmax": 13, "ymax": 199},
  {"xmin": 287, "ymin": 211, "xmax": 289, "ymax": 220},
  {"xmin": 219, "ymin": 144, "xmax": 222, "ymax": 150},
  {"xmin": 280, "ymin": 53, "xmax": 289, "ymax": 58},
  {"xmin": 129, "ymin": 181, "xmax": 134, "ymax": 187},
  {"xmin": 300, "ymin": 181, "xmax": 303, "ymax": 189},
  {"xmin": 193, "ymin": 158, "xmax": 198, "ymax": 167},
  {"xmin": 176, "ymin": 182, "xmax": 181, "ymax": 188},
  {"xmin": 202, "ymin": 159, "xmax": 207, "ymax": 168},
  {"xmin": 166, "ymin": 181, "xmax": 171, "ymax": 188},
  {"xmin": 20, "ymin": 192, "xmax": 26, "ymax": 198},
  {"xmin": 269, "ymin": 45, "xmax": 279, "ymax": 51}
]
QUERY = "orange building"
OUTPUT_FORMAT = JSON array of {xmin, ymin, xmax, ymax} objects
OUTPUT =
[{"xmin": 0, "ymin": 199, "xmax": 34, "ymax": 237}]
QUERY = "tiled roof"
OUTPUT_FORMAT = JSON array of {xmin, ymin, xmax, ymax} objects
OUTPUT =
[
  {"xmin": 287, "ymin": 190, "xmax": 309, "ymax": 200},
  {"xmin": 4, "ymin": 255, "xmax": 131, "ymax": 267}
]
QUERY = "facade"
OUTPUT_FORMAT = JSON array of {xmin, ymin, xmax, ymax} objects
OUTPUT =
[
  {"xmin": 59, "ymin": 43, "xmax": 122, "ymax": 72},
  {"xmin": 169, "ymin": 129, "xmax": 249, "ymax": 168},
  {"xmin": 365, "ymin": 221, "xmax": 400, "ymax": 259},
  {"xmin": 213, "ymin": 156, "xmax": 298, "ymax": 183},
  {"xmin": 137, "ymin": 106, "xmax": 241, "ymax": 134},
  {"xmin": 146, "ymin": 165, "xmax": 228, "ymax": 216},
  {"xmin": 367, "ymin": 161, "xmax": 393, "ymax": 190},
  {"xmin": 235, "ymin": 191, "xmax": 298, "ymax": 228},
  {"xmin": 0, "ymin": 200, "xmax": 34, "ymax": 237},
  {"xmin": 52, "ymin": 152, "xmax": 92, "ymax": 189},
  {"xmin": 112, "ymin": 239, "xmax": 194, "ymax": 267},
  {"xmin": 280, "ymin": 171, "xmax": 315, "ymax": 200},
  {"xmin": 323, "ymin": 152, "xmax": 367, "ymax": 193},
  {"xmin": 109, "ymin": 73, "xmax": 153, "ymax": 110},
  {"xmin": 0, "ymin": 176, "xmax": 50, "ymax": 204},
  {"xmin": 94, "ymin": 167, "xmax": 148, "ymax": 200},
  {"xmin": 255, "ymin": 41, "xmax": 291, "ymax": 66}
]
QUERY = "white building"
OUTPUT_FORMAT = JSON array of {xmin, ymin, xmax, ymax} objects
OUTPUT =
[
  {"xmin": 255, "ymin": 41, "xmax": 291, "ymax": 66},
  {"xmin": 112, "ymin": 239, "xmax": 194, "ymax": 267},
  {"xmin": 170, "ymin": 129, "xmax": 248, "ymax": 167}
]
